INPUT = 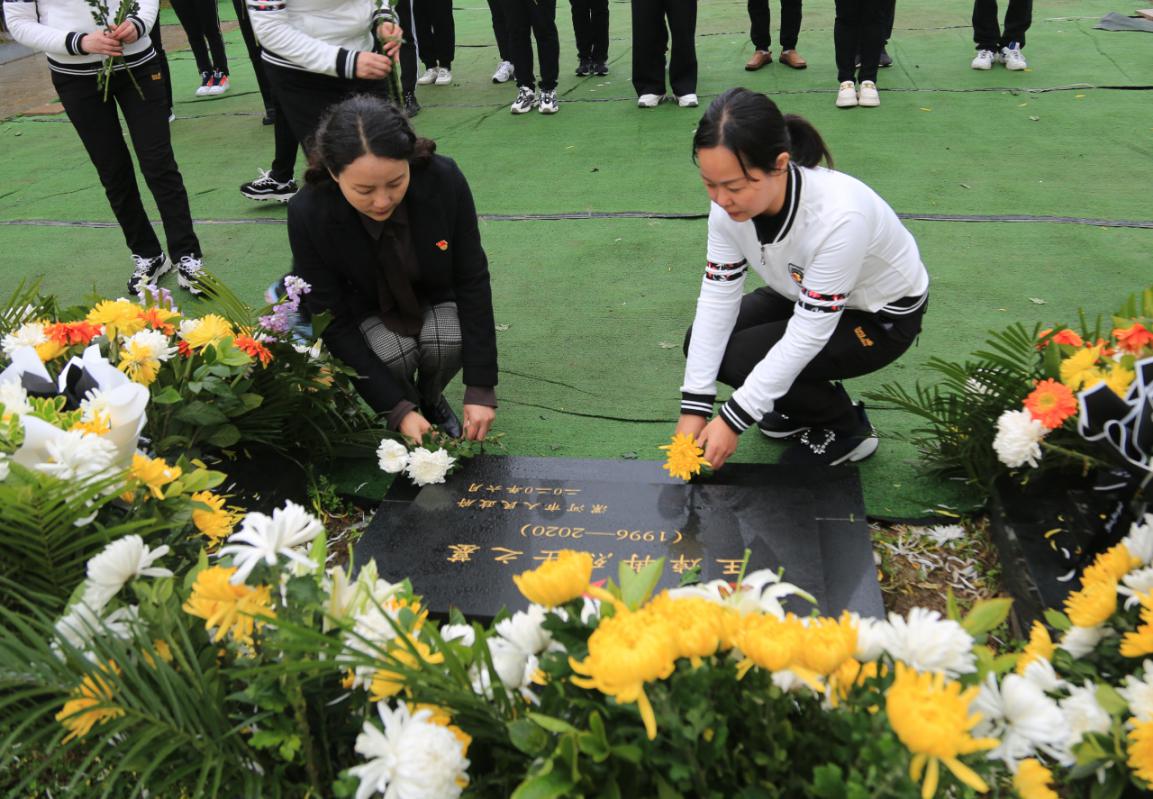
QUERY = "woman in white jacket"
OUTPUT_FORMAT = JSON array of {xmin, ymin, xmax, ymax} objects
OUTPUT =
[
  {"xmin": 238, "ymin": 0, "xmax": 403, "ymax": 201},
  {"xmin": 675, "ymin": 88, "xmax": 929, "ymax": 468},
  {"xmin": 6, "ymin": 0, "xmax": 205, "ymax": 296}
]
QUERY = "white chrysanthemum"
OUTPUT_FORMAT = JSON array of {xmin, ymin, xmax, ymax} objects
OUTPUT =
[
  {"xmin": 121, "ymin": 328, "xmax": 176, "ymax": 361},
  {"xmin": 217, "ymin": 500, "xmax": 324, "ymax": 584},
  {"xmin": 1123, "ymin": 514, "xmax": 1153, "ymax": 566},
  {"xmin": 1, "ymin": 322, "xmax": 48, "ymax": 356},
  {"xmin": 494, "ymin": 605, "xmax": 553, "ymax": 656},
  {"xmin": 1120, "ymin": 567, "xmax": 1153, "ymax": 609},
  {"xmin": 341, "ymin": 599, "xmax": 412, "ymax": 687},
  {"xmin": 405, "ymin": 447, "xmax": 455, "ymax": 487},
  {"xmin": 83, "ymin": 535, "xmax": 172, "ymax": 610},
  {"xmin": 34, "ymin": 429, "xmax": 119, "ymax": 484},
  {"xmin": 973, "ymin": 672, "xmax": 1069, "ymax": 766},
  {"xmin": 350, "ymin": 702, "xmax": 469, "ymax": 799},
  {"xmin": 1059, "ymin": 682, "xmax": 1112, "ymax": 760},
  {"xmin": 177, "ymin": 318, "xmax": 202, "ymax": 339},
  {"xmin": 666, "ymin": 568, "xmax": 814, "ymax": 618},
  {"xmin": 1120, "ymin": 661, "xmax": 1153, "ymax": 724},
  {"xmin": 0, "ymin": 379, "xmax": 32, "ymax": 416},
  {"xmin": 851, "ymin": 614, "xmax": 889, "ymax": 662},
  {"xmin": 54, "ymin": 603, "xmax": 141, "ymax": 661},
  {"xmin": 482, "ymin": 639, "xmax": 541, "ymax": 702},
  {"xmin": 993, "ymin": 409, "xmax": 1048, "ymax": 469},
  {"xmin": 439, "ymin": 624, "xmax": 476, "ymax": 648},
  {"xmin": 376, "ymin": 439, "xmax": 409, "ymax": 474},
  {"xmin": 1019, "ymin": 657, "xmax": 1067, "ymax": 694},
  {"xmin": 920, "ymin": 524, "xmax": 966, "ymax": 546},
  {"xmin": 1059, "ymin": 624, "xmax": 1112, "ymax": 659},
  {"xmin": 881, "ymin": 607, "xmax": 976, "ymax": 676}
]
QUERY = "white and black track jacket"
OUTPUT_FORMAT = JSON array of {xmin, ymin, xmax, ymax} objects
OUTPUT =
[
  {"xmin": 247, "ymin": 0, "xmax": 395, "ymax": 79},
  {"xmin": 681, "ymin": 163, "xmax": 930, "ymax": 433},
  {"xmin": 5, "ymin": 0, "xmax": 158, "ymax": 75}
]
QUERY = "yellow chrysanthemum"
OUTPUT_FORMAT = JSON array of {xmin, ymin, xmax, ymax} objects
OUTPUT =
[
  {"xmin": 570, "ymin": 607, "xmax": 679, "ymax": 740},
  {"xmin": 1082, "ymin": 543, "xmax": 1141, "ymax": 586},
  {"xmin": 369, "ymin": 637, "xmax": 445, "ymax": 701},
  {"xmin": 182, "ymin": 566, "xmax": 276, "ymax": 646},
  {"xmin": 126, "ymin": 453, "xmax": 182, "ymax": 501},
  {"xmin": 56, "ymin": 662, "xmax": 124, "ymax": 743},
  {"xmin": 1128, "ymin": 720, "xmax": 1153, "ymax": 786},
  {"xmin": 1106, "ymin": 364, "xmax": 1135, "ymax": 398},
  {"xmin": 659, "ymin": 433, "xmax": 711, "ymax": 481},
  {"xmin": 1013, "ymin": 758, "xmax": 1058, "ymax": 799},
  {"xmin": 736, "ymin": 612, "xmax": 805, "ymax": 677},
  {"xmin": 70, "ymin": 413, "xmax": 111, "ymax": 436},
  {"xmin": 1064, "ymin": 578, "xmax": 1118, "ymax": 628},
  {"xmin": 512, "ymin": 550, "xmax": 593, "ymax": 608},
  {"xmin": 796, "ymin": 613, "xmax": 859, "ymax": 677},
  {"xmin": 180, "ymin": 314, "xmax": 234, "ymax": 351},
  {"xmin": 1059, "ymin": 345, "xmax": 1104, "ymax": 392},
  {"xmin": 142, "ymin": 639, "xmax": 174, "ymax": 669},
  {"xmin": 117, "ymin": 339, "xmax": 162, "ymax": 386},
  {"xmin": 87, "ymin": 299, "xmax": 146, "ymax": 341},
  {"xmin": 35, "ymin": 339, "xmax": 68, "ymax": 362},
  {"xmin": 646, "ymin": 593, "xmax": 728, "ymax": 662},
  {"xmin": 1121, "ymin": 596, "xmax": 1153, "ymax": 658},
  {"xmin": 1016, "ymin": 621, "xmax": 1055, "ymax": 674},
  {"xmin": 885, "ymin": 663, "xmax": 998, "ymax": 799},
  {"xmin": 190, "ymin": 491, "xmax": 241, "ymax": 547}
]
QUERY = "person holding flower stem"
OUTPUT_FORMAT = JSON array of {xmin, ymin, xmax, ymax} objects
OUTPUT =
[
  {"xmin": 675, "ymin": 88, "xmax": 929, "ymax": 468},
  {"xmin": 6, "ymin": 0, "xmax": 205, "ymax": 297},
  {"xmin": 288, "ymin": 95, "xmax": 498, "ymax": 443}
]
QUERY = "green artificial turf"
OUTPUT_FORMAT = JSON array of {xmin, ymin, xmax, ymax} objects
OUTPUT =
[{"xmin": 2, "ymin": 0, "xmax": 1150, "ymax": 517}]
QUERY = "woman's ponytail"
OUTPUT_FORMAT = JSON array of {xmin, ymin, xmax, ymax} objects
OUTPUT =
[{"xmin": 784, "ymin": 114, "xmax": 833, "ymax": 169}]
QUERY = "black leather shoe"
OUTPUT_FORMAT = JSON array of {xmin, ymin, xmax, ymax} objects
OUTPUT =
[
  {"xmin": 576, "ymin": 58, "xmax": 591, "ymax": 76},
  {"xmin": 423, "ymin": 396, "xmax": 462, "ymax": 438}
]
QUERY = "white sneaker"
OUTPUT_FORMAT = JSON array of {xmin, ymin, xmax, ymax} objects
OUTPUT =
[
  {"xmin": 676, "ymin": 93, "xmax": 699, "ymax": 108},
  {"xmin": 538, "ymin": 89, "xmax": 558, "ymax": 114},
  {"xmin": 510, "ymin": 86, "xmax": 536, "ymax": 114},
  {"xmin": 176, "ymin": 254, "xmax": 205, "ymax": 296},
  {"xmin": 434, "ymin": 67, "xmax": 452, "ymax": 85},
  {"xmin": 637, "ymin": 93, "xmax": 662, "ymax": 108},
  {"xmin": 970, "ymin": 49, "xmax": 996, "ymax": 70},
  {"xmin": 1001, "ymin": 43, "xmax": 1027, "ymax": 71},
  {"xmin": 857, "ymin": 80, "xmax": 880, "ymax": 107},
  {"xmin": 492, "ymin": 60, "xmax": 515, "ymax": 84},
  {"xmin": 416, "ymin": 67, "xmax": 438, "ymax": 85},
  {"xmin": 835, "ymin": 81, "xmax": 858, "ymax": 108}
]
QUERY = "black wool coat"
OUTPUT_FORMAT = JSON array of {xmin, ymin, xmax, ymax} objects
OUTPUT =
[{"xmin": 288, "ymin": 154, "xmax": 498, "ymax": 413}]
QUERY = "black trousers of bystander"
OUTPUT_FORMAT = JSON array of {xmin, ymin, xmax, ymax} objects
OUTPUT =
[{"xmin": 630, "ymin": 0, "xmax": 697, "ymax": 97}]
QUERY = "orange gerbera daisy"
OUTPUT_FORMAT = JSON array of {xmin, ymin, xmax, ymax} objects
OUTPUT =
[
  {"xmin": 1023, "ymin": 379, "xmax": 1077, "ymax": 430},
  {"xmin": 234, "ymin": 335, "xmax": 273, "ymax": 367},
  {"xmin": 44, "ymin": 320, "xmax": 102, "ymax": 347},
  {"xmin": 1038, "ymin": 327, "xmax": 1083, "ymax": 348},
  {"xmin": 1114, "ymin": 323, "xmax": 1153, "ymax": 355}
]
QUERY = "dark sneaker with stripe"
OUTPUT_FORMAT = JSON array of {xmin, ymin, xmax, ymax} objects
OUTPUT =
[
  {"xmin": 127, "ymin": 253, "xmax": 170, "ymax": 296},
  {"xmin": 176, "ymin": 255, "xmax": 205, "ymax": 296},
  {"xmin": 779, "ymin": 403, "xmax": 878, "ymax": 466},
  {"xmin": 757, "ymin": 410, "xmax": 811, "ymax": 439},
  {"xmin": 240, "ymin": 169, "xmax": 298, "ymax": 203}
]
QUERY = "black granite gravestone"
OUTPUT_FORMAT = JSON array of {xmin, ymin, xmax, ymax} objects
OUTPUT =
[{"xmin": 356, "ymin": 456, "xmax": 883, "ymax": 619}]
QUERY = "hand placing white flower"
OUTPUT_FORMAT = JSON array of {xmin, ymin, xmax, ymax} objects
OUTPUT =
[
  {"xmin": 993, "ymin": 408, "xmax": 1048, "ymax": 469},
  {"xmin": 83, "ymin": 535, "xmax": 172, "ymax": 610},
  {"xmin": 218, "ymin": 500, "xmax": 324, "ymax": 584},
  {"xmin": 405, "ymin": 447, "xmax": 455, "ymax": 487},
  {"xmin": 376, "ymin": 438, "xmax": 409, "ymax": 474},
  {"xmin": 350, "ymin": 702, "xmax": 470, "ymax": 799}
]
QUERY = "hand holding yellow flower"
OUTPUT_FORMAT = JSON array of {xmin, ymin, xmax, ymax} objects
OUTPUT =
[{"xmin": 660, "ymin": 433, "xmax": 711, "ymax": 481}]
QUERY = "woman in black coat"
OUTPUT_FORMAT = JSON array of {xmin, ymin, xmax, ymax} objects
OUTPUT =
[{"xmin": 289, "ymin": 95, "xmax": 498, "ymax": 441}]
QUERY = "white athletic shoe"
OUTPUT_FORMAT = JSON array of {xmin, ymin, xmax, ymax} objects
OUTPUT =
[
  {"xmin": 491, "ymin": 60, "xmax": 515, "ymax": 83},
  {"xmin": 1001, "ymin": 43, "xmax": 1027, "ymax": 70},
  {"xmin": 538, "ymin": 89, "xmax": 558, "ymax": 114},
  {"xmin": 971, "ymin": 49, "xmax": 996, "ymax": 70},
  {"xmin": 510, "ymin": 86, "xmax": 536, "ymax": 114},
  {"xmin": 434, "ymin": 67, "xmax": 452, "ymax": 85},
  {"xmin": 636, "ymin": 93, "xmax": 662, "ymax": 108},
  {"xmin": 857, "ymin": 80, "xmax": 880, "ymax": 107},
  {"xmin": 416, "ymin": 67, "xmax": 438, "ymax": 85},
  {"xmin": 835, "ymin": 81, "xmax": 858, "ymax": 108},
  {"xmin": 676, "ymin": 93, "xmax": 699, "ymax": 108}
]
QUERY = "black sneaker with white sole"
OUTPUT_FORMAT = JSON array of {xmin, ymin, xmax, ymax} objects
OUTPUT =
[
  {"xmin": 778, "ymin": 403, "xmax": 878, "ymax": 466},
  {"xmin": 176, "ymin": 254, "xmax": 205, "ymax": 296},
  {"xmin": 127, "ymin": 253, "xmax": 171, "ymax": 296},
  {"xmin": 757, "ymin": 410, "xmax": 811, "ymax": 439},
  {"xmin": 240, "ymin": 170, "xmax": 299, "ymax": 203}
]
